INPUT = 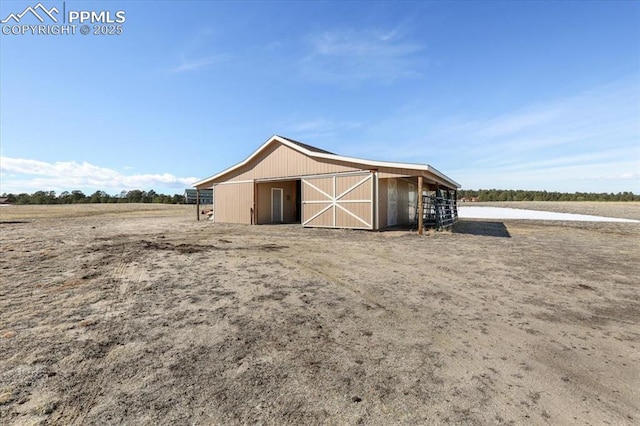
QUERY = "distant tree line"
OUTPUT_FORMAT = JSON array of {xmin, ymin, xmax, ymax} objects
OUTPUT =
[
  {"xmin": 1, "ymin": 190, "xmax": 185, "ymax": 205},
  {"xmin": 457, "ymin": 189, "xmax": 638, "ymax": 202},
  {"xmin": 3, "ymin": 188, "xmax": 638, "ymax": 204}
]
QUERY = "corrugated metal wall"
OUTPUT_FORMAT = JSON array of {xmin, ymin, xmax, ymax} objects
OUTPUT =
[
  {"xmin": 377, "ymin": 167, "xmax": 455, "ymax": 190},
  {"xmin": 213, "ymin": 182, "xmax": 253, "ymax": 224},
  {"xmin": 256, "ymin": 181, "xmax": 297, "ymax": 224},
  {"xmin": 221, "ymin": 143, "xmax": 362, "ymax": 182},
  {"xmin": 205, "ymin": 140, "xmax": 457, "ymax": 229}
]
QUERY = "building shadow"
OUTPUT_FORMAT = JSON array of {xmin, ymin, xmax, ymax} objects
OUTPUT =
[{"xmin": 453, "ymin": 220, "xmax": 511, "ymax": 238}]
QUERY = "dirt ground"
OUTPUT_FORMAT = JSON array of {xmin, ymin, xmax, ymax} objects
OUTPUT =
[{"xmin": 1, "ymin": 203, "xmax": 639, "ymax": 425}]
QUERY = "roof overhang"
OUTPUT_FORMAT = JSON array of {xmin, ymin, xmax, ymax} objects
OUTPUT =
[{"xmin": 193, "ymin": 135, "xmax": 460, "ymax": 189}]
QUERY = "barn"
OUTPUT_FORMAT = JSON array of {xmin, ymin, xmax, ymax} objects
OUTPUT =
[{"xmin": 193, "ymin": 135, "xmax": 460, "ymax": 232}]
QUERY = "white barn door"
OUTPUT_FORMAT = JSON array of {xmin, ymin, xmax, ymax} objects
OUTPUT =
[{"xmin": 301, "ymin": 173, "xmax": 373, "ymax": 229}]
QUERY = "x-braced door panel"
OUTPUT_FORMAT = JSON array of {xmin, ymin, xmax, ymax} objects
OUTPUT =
[{"xmin": 301, "ymin": 173, "xmax": 373, "ymax": 229}]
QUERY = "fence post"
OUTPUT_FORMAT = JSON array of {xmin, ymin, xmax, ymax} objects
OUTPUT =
[
  {"xmin": 196, "ymin": 189, "xmax": 200, "ymax": 221},
  {"xmin": 417, "ymin": 176, "xmax": 423, "ymax": 235}
]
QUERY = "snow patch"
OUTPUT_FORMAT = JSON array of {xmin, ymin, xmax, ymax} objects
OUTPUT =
[{"xmin": 458, "ymin": 206, "xmax": 639, "ymax": 223}]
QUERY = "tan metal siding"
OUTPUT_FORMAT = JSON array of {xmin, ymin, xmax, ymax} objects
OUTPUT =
[
  {"xmin": 256, "ymin": 181, "xmax": 297, "ymax": 224},
  {"xmin": 335, "ymin": 204, "xmax": 372, "ymax": 228},
  {"xmin": 335, "ymin": 175, "xmax": 370, "ymax": 200},
  {"xmin": 306, "ymin": 207, "xmax": 333, "ymax": 227},
  {"xmin": 201, "ymin": 139, "xmax": 457, "ymax": 228},
  {"xmin": 221, "ymin": 143, "xmax": 363, "ymax": 182},
  {"xmin": 213, "ymin": 182, "xmax": 253, "ymax": 224},
  {"xmin": 340, "ymin": 180, "xmax": 371, "ymax": 201},
  {"xmin": 376, "ymin": 167, "xmax": 418, "ymax": 179},
  {"xmin": 303, "ymin": 177, "xmax": 334, "ymax": 201},
  {"xmin": 302, "ymin": 203, "xmax": 332, "ymax": 227},
  {"xmin": 377, "ymin": 167, "xmax": 456, "ymax": 190}
]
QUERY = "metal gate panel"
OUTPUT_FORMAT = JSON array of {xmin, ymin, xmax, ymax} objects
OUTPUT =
[{"xmin": 302, "ymin": 173, "xmax": 373, "ymax": 229}]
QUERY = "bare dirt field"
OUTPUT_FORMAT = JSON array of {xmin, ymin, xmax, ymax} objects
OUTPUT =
[{"xmin": 1, "ymin": 203, "xmax": 639, "ymax": 425}]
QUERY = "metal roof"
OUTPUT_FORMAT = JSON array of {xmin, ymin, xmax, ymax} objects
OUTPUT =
[
  {"xmin": 193, "ymin": 135, "xmax": 460, "ymax": 189},
  {"xmin": 277, "ymin": 135, "xmax": 335, "ymax": 155}
]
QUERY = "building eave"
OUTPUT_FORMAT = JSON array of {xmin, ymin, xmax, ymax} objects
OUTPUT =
[{"xmin": 193, "ymin": 134, "xmax": 460, "ymax": 189}]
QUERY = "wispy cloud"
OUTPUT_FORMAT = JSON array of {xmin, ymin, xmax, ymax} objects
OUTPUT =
[
  {"xmin": 0, "ymin": 157, "xmax": 198, "ymax": 194},
  {"xmin": 456, "ymin": 83, "xmax": 638, "ymax": 158},
  {"xmin": 170, "ymin": 54, "xmax": 229, "ymax": 73},
  {"xmin": 448, "ymin": 159, "xmax": 640, "ymax": 192},
  {"xmin": 444, "ymin": 81, "xmax": 640, "ymax": 190},
  {"xmin": 282, "ymin": 118, "xmax": 362, "ymax": 140},
  {"xmin": 300, "ymin": 28, "xmax": 425, "ymax": 84},
  {"xmin": 345, "ymin": 76, "xmax": 640, "ymax": 192},
  {"xmin": 169, "ymin": 27, "xmax": 230, "ymax": 73}
]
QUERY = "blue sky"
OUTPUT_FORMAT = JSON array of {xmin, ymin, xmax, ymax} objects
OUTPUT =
[{"xmin": 1, "ymin": 0, "xmax": 638, "ymax": 195}]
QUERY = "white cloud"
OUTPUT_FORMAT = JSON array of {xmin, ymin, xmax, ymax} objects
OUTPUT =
[
  {"xmin": 300, "ymin": 28, "xmax": 425, "ymax": 84},
  {"xmin": 0, "ymin": 157, "xmax": 198, "ymax": 194}
]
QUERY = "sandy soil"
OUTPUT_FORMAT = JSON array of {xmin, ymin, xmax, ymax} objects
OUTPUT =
[{"xmin": 1, "ymin": 204, "xmax": 639, "ymax": 425}]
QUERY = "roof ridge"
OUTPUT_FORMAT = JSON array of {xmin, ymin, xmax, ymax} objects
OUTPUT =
[
  {"xmin": 276, "ymin": 135, "xmax": 336, "ymax": 155},
  {"xmin": 193, "ymin": 134, "xmax": 460, "ymax": 189}
]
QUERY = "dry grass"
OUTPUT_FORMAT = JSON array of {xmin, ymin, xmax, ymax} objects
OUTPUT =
[{"xmin": 0, "ymin": 203, "xmax": 195, "ymax": 221}]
